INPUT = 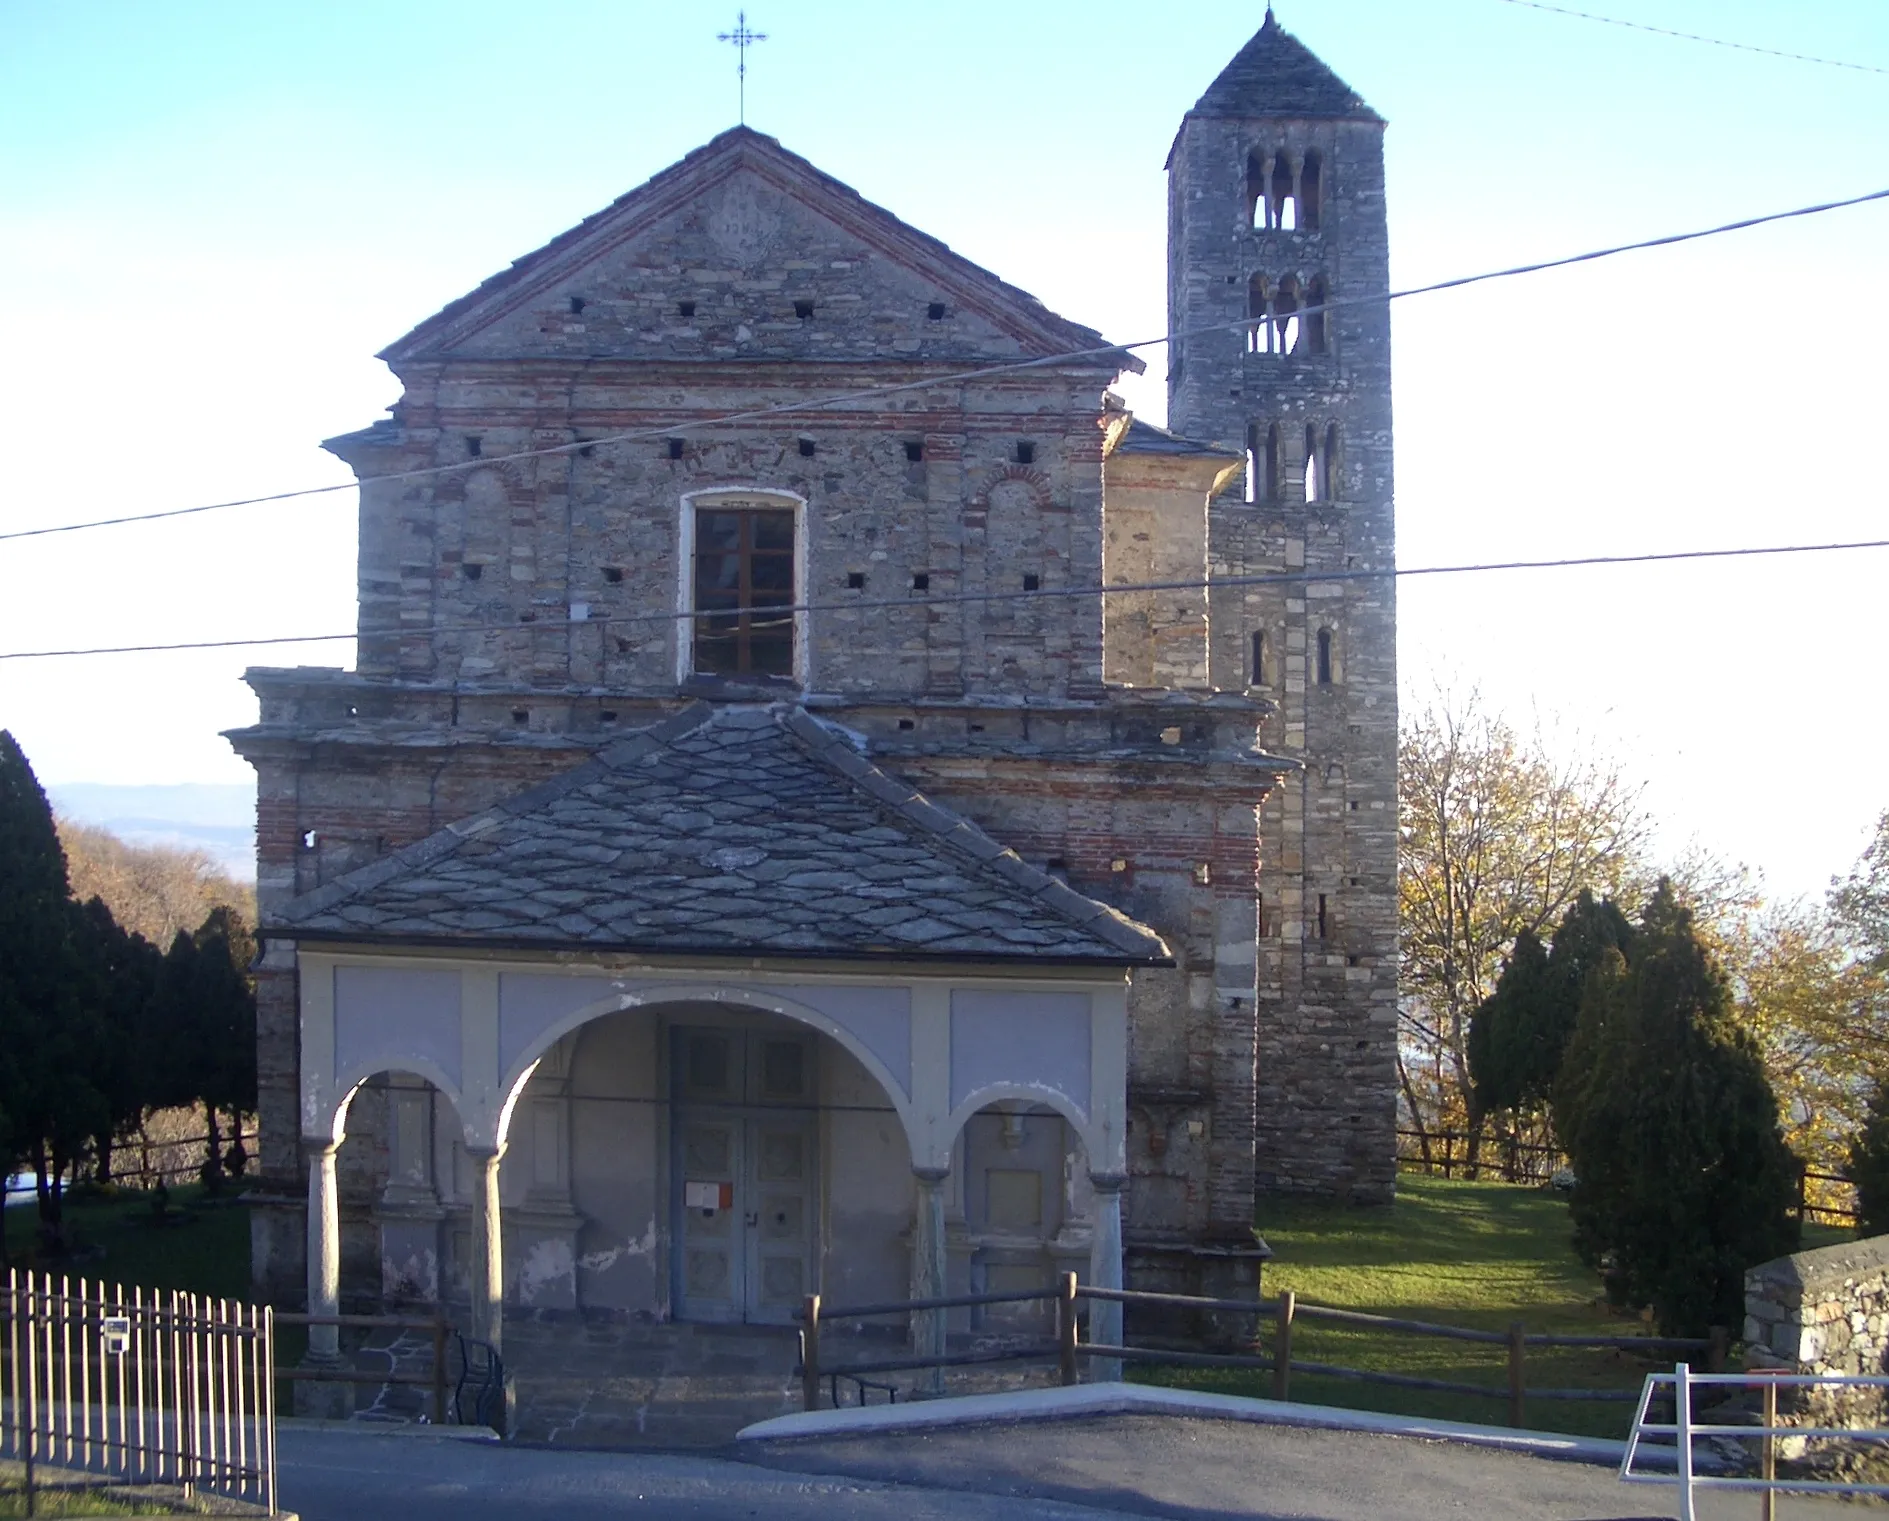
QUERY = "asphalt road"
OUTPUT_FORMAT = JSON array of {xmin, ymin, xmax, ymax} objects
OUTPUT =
[{"xmin": 278, "ymin": 1416, "xmax": 1859, "ymax": 1520}]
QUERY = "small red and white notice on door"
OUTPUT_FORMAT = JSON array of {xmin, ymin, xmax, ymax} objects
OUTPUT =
[{"xmin": 685, "ymin": 1181, "xmax": 734, "ymax": 1211}]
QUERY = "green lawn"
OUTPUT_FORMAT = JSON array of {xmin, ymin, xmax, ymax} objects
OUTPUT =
[
  {"xmin": 1145, "ymin": 1172, "xmax": 1851, "ymax": 1440},
  {"xmin": 3, "ymin": 1185, "xmax": 250, "ymax": 1301}
]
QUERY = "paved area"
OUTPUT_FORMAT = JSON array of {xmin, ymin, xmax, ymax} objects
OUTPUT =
[
  {"xmin": 276, "ymin": 1414, "xmax": 1862, "ymax": 1521},
  {"xmin": 322, "ymin": 1316, "xmax": 1053, "ymax": 1446}
]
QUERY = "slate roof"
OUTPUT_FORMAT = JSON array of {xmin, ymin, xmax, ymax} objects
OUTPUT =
[
  {"xmin": 1113, "ymin": 418, "xmax": 1244, "ymax": 460},
  {"xmin": 272, "ymin": 705, "xmax": 1172, "ymax": 966},
  {"xmin": 1189, "ymin": 12, "xmax": 1382, "ymax": 123}
]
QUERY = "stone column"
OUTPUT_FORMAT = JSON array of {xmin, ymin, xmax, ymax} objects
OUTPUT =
[
  {"xmin": 912, "ymin": 1165, "xmax": 949, "ymax": 1396},
  {"xmin": 1088, "ymin": 1172, "xmax": 1125, "ymax": 1384},
  {"xmin": 467, "ymin": 1145, "xmax": 506, "ymax": 1352},
  {"xmin": 298, "ymin": 1139, "xmax": 350, "ymax": 1418}
]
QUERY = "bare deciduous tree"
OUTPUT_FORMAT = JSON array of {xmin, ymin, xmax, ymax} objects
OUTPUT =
[
  {"xmin": 55, "ymin": 819, "xmax": 253, "ymax": 947},
  {"xmin": 1398, "ymin": 687, "xmax": 1651, "ymax": 1166}
]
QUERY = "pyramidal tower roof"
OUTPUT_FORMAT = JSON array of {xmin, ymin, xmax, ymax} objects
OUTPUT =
[{"xmin": 1188, "ymin": 9, "xmax": 1382, "ymax": 122}]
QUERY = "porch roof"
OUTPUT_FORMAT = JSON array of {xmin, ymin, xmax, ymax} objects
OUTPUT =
[{"xmin": 270, "ymin": 704, "xmax": 1172, "ymax": 966}]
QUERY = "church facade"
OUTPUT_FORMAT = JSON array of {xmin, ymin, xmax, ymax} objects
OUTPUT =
[{"xmin": 229, "ymin": 16, "xmax": 1397, "ymax": 1355}]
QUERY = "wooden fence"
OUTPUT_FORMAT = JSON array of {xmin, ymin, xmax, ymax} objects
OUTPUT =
[
  {"xmin": 0, "ymin": 1268, "xmax": 276, "ymax": 1514},
  {"xmin": 796, "ymin": 1275, "xmax": 1725, "ymax": 1427}
]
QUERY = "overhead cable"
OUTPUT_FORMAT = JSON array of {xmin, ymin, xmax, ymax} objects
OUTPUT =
[
  {"xmin": 3, "ymin": 536, "xmax": 1885, "ymax": 662},
  {"xmin": 3, "ymin": 183, "xmax": 1888, "ymax": 546},
  {"xmin": 1492, "ymin": 0, "xmax": 1889, "ymax": 75}
]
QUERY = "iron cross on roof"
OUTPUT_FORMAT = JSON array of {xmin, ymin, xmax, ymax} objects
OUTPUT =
[{"xmin": 718, "ymin": 11, "xmax": 768, "ymax": 125}]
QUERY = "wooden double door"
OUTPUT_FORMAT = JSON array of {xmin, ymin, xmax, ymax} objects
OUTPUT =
[{"xmin": 672, "ymin": 1026, "xmax": 818, "ymax": 1325}]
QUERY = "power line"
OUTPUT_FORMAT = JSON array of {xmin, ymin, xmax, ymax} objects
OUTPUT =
[
  {"xmin": 3, "ymin": 536, "xmax": 1885, "ymax": 663},
  {"xmin": 1492, "ymin": 0, "xmax": 1889, "ymax": 75},
  {"xmin": 4, "ymin": 183, "xmax": 1888, "ymax": 546}
]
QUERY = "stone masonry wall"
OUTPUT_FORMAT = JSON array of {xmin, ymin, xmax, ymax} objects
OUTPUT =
[
  {"xmin": 1167, "ymin": 107, "xmax": 1398, "ymax": 1202},
  {"xmin": 1746, "ymin": 1235, "xmax": 1889, "ymax": 1432}
]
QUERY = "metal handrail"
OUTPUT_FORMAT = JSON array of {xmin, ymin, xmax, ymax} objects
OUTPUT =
[{"xmin": 1620, "ymin": 1364, "xmax": 1889, "ymax": 1521}]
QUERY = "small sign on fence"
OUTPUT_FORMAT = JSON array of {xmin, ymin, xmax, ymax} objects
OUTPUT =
[{"xmin": 101, "ymin": 1314, "xmax": 130, "ymax": 1354}]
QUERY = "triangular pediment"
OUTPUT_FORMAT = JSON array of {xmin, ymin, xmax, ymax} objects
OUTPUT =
[
  {"xmin": 269, "ymin": 704, "xmax": 1171, "ymax": 965},
  {"xmin": 383, "ymin": 128, "xmax": 1137, "ymax": 372}
]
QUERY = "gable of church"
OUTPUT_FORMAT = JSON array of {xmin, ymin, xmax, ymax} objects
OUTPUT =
[{"xmin": 384, "ymin": 128, "xmax": 1133, "ymax": 373}]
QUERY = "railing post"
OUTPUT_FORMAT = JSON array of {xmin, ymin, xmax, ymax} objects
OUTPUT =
[
  {"xmin": 1760, "ymin": 1376, "xmax": 1778, "ymax": 1521},
  {"xmin": 1674, "ymin": 1363, "xmax": 1696, "ymax": 1521},
  {"xmin": 22, "ymin": 1270, "xmax": 37, "ymax": 1519},
  {"xmin": 431, "ymin": 1318, "xmax": 448, "ymax": 1426},
  {"xmin": 800, "ymin": 1294, "xmax": 821, "ymax": 1413},
  {"xmin": 1506, "ymin": 1321, "xmax": 1525, "ymax": 1429},
  {"xmin": 1057, "ymin": 1273, "xmax": 1079, "ymax": 1387},
  {"xmin": 1272, "ymin": 1289, "xmax": 1295, "ymax": 1403}
]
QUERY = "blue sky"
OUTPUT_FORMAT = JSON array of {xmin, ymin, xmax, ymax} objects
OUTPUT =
[{"xmin": 2, "ymin": 0, "xmax": 1885, "ymax": 898}]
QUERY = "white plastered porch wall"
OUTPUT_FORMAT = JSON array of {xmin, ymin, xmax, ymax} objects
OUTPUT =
[{"xmin": 295, "ymin": 945, "xmax": 1131, "ymax": 1365}]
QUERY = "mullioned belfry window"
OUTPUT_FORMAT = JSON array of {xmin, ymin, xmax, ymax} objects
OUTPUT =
[
  {"xmin": 692, "ymin": 505, "xmax": 796, "ymax": 677},
  {"xmin": 1246, "ymin": 148, "xmax": 1323, "ymax": 232},
  {"xmin": 1247, "ymin": 275, "xmax": 1330, "ymax": 357}
]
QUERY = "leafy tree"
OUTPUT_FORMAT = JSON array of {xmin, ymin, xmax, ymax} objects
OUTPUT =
[
  {"xmin": 1399, "ymin": 688, "xmax": 1650, "ymax": 1167},
  {"xmin": 1846, "ymin": 1076, "xmax": 1889, "ymax": 1238},
  {"xmin": 1558, "ymin": 881, "xmax": 1798, "ymax": 1334},
  {"xmin": 1833, "ymin": 811, "xmax": 1889, "ymax": 973},
  {"xmin": 56, "ymin": 818, "xmax": 253, "ymax": 947}
]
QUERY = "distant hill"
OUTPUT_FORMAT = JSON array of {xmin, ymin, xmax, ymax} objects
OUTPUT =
[{"xmin": 48, "ymin": 783, "xmax": 255, "ymax": 880}]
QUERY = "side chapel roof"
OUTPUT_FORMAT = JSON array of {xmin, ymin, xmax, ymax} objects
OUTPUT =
[
  {"xmin": 271, "ymin": 705, "xmax": 1173, "ymax": 966},
  {"xmin": 1186, "ymin": 11, "xmax": 1382, "ymax": 124}
]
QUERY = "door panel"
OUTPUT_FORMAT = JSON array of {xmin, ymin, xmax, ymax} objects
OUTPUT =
[
  {"xmin": 677, "ymin": 1117, "xmax": 743, "ymax": 1322},
  {"xmin": 672, "ymin": 1026, "xmax": 818, "ymax": 1325}
]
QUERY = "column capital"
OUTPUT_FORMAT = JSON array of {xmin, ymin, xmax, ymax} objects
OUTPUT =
[
  {"xmin": 1088, "ymin": 1171, "xmax": 1128, "ymax": 1193},
  {"xmin": 912, "ymin": 1165, "xmax": 951, "ymax": 1186},
  {"xmin": 301, "ymin": 1137, "xmax": 340, "ymax": 1161},
  {"xmin": 465, "ymin": 1142, "xmax": 507, "ymax": 1164}
]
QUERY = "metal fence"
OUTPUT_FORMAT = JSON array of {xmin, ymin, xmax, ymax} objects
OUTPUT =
[
  {"xmin": 1, "ymin": 1268, "xmax": 276, "ymax": 1514},
  {"xmin": 1621, "ymin": 1364, "xmax": 1889, "ymax": 1521}
]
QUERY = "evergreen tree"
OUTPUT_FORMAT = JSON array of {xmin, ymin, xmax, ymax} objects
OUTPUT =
[
  {"xmin": 0, "ymin": 732, "xmax": 107, "ymax": 1247},
  {"xmin": 71, "ymin": 896, "xmax": 163, "ymax": 1185},
  {"xmin": 1847, "ymin": 1075, "xmax": 1889, "ymax": 1238},
  {"xmin": 152, "ymin": 909, "xmax": 258, "ymax": 1193},
  {"xmin": 1560, "ymin": 880, "xmax": 1799, "ymax": 1334},
  {"xmin": 1470, "ymin": 891, "xmax": 1635, "ymax": 1127}
]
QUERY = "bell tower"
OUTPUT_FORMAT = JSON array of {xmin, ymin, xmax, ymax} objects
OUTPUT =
[{"xmin": 1168, "ymin": 10, "xmax": 1398, "ymax": 1201}]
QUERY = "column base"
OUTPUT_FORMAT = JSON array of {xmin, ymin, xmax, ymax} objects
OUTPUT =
[{"xmin": 292, "ymin": 1353, "xmax": 355, "ymax": 1420}]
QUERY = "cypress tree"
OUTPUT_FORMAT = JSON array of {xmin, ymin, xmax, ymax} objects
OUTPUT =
[
  {"xmin": 1560, "ymin": 880, "xmax": 1798, "ymax": 1334},
  {"xmin": 0, "ymin": 732, "xmax": 107, "ymax": 1247}
]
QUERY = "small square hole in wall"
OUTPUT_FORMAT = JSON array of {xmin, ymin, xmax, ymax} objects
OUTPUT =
[
  {"xmin": 603, "ymin": 566, "xmax": 623, "ymax": 584},
  {"xmin": 679, "ymin": 299, "xmax": 696, "ymax": 318},
  {"xmin": 511, "ymin": 708, "xmax": 529, "ymax": 725},
  {"xmin": 346, "ymin": 705, "xmax": 358, "ymax": 718},
  {"xmin": 904, "ymin": 440, "xmax": 924, "ymax": 462},
  {"xmin": 301, "ymin": 829, "xmax": 317, "ymax": 850},
  {"xmin": 1349, "ymin": 800, "xmax": 1359, "ymax": 811},
  {"xmin": 666, "ymin": 437, "xmax": 685, "ymax": 460},
  {"xmin": 799, "ymin": 438, "xmax": 817, "ymax": 458},
  {"xmin": 1160, "ymin": 726, "xmax": 1182, "ymax": 745},
  {"xmin": 794, "ymin": 299, "xmax": 815, "ymax": 320},
  {"xmin": 1022, "ymin": 573, "xmax": 1040, "ymax": 592},
  {"xmin": 911, "ymin": 572, "xmax": 930, "ymax": 591},
  {"xmin": 465, "ymin": 435, "xmax": 483, "ymax": 457},
  {"xmin": 1046, "ymin": 857, "xmax": 1068, "ymax": 874},
  {"xmin": 600, "ymin": 710, "xmax": 619, "ymax": 725},
  {"xmin": 968, "ymin": 722, "xmax": 986, "ymax": 734},
  {"xmin": 927, "ymin": 301, "xmax": 947, "ymax": 321},
  {"xmin": 577, "ymin": 442, "xmax": 595, "ymax": 459},
  {"xmin": 1015, "ymin": 441, "xmax": 1035, "ymax": 464},
  {"xmin": 1111, "ymin": 858, "xmax": 1128, "ymax": 874},
  {"xmin": 847, "ymin": 571, "xmax": 866, "ymax": 590},
  {"xmin": 462, "ymin": 563, "xmax": 483, "ymax": 581},
  {"xmin": 897, "ymin": 718, "xmax": 915, "ymax": 731},
  {"xmin": 1193, "ymin": 862, "xmax": 1212, "ymax": 886},
  {"xmin": 568, "ymin": 295, "xmax": 586, "ymax": 314}
]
